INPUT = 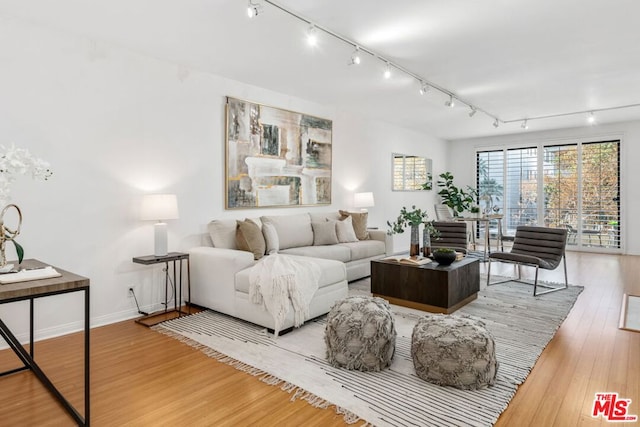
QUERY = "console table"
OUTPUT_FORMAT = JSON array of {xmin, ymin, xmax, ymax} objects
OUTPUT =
[
  {"xmin": 132, "ymin": 252, "xmax": 190, "ymax": 327},
  {"xmin": 0, "ymin": 259, "xmax": 90, "ymax": 426}
]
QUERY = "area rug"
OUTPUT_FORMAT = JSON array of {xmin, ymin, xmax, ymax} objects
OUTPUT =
[
  {"xmin": 619, "ymin": 294, "xmax": 640, "ymax": 332},
  {"xmin": 154, "ymin": 280, "xmax": 583, "ymax": 426}
]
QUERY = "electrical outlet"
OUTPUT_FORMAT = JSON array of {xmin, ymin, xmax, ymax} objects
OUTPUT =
[{"xmin": 128, "ymin": 285, "xmax": 137, "ymax": 298}]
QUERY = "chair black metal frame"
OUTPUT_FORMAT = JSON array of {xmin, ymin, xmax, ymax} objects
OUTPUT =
[{"xmin": 486, "ymin": 226, "xmax": 568, "ymax": 296}]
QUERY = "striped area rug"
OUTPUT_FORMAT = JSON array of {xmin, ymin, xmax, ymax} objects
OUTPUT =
[{"xmin": 154, "ymin": 280, "xmax": 582, "ymax": 426}]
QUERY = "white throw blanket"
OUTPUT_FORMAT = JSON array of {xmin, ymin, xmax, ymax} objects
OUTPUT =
[{"xmin": 249, "ymin": 254, "xmax": 321, "ymax": 336}]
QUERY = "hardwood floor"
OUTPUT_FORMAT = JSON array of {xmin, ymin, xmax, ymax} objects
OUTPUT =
[{"xmin": 0, "ymin": 252, "xmax": 638, "ymax": 426}]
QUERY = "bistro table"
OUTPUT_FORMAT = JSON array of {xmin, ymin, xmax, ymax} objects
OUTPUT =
[{"xmin": 455, "ymin": 214, "xmax": 504, "ymax": 260}]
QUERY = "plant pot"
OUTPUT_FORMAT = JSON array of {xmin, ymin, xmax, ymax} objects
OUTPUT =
[
  {"xmin": 409, "ymin": 225, "xmax": 420, "ymax": 257},
  {"xmin": 432, "ymin": 249, "xmax": 456, "ymax": 266}
]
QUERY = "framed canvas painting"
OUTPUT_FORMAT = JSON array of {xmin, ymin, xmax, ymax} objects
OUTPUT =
[{"xmin": 225, "ymin": 96, "xmax": 332, "ymax": 209}]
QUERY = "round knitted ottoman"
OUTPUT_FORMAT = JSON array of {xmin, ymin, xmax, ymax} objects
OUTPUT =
[
  {"xmin": 411, "ymin": 314, "xmax": 498, "ymax": 390},
  {"xmin": 324, "ymin": 296, "xmax": 396, "ymax": 371}
]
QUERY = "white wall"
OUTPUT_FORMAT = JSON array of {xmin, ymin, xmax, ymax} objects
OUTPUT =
[
  {"xmin": 0, "ymin": 18, "xmax": 447, "ymax": 342},
  {"xmin": 449, "ymin": 122, "xmax": 640, "ymax": 254}
]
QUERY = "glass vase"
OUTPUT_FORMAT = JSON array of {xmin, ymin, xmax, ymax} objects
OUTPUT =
[
  {"xmin": 422, "ymin": 228, "xmax": 431, "ymax": 258},
  {"xmin": 409, "ymin": 225, "xmax": 420, "ymax": 257}
]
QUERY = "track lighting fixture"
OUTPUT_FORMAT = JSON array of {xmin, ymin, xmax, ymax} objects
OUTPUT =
[
  {"xmin": 307, "ymin": 25, "xmax": 318, "ymax": 46},
  {"xmin": 247, "ymin": 0, "xmax": 262, "ymax": 18},
  {"xmin": 349, "ymin": 47, "xmax": 361, "ymax": 65},
  {"xmin": 444, "ymin": 95, "xmax": 455, "ymax": 108},
  {"xmin": 246, "ymin": 2, "xmax": 640, "ymax": 131},
  {"xmin": 383, "ymin": 63, "xmax": 391, "ymax": 79}
]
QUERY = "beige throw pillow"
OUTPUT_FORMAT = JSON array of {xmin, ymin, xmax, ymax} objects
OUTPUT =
[
  {"xmin": 236, "ymin": 219, "xmax": 266, "ymax": 260},
  {"xmin": 339, "ymin": 210, "xmax": 369, "ymax": 240},
  {"xmin": 312, "ymin": 221, "xmax": 339, "ymax": 246},
  {"xmin": 335, "ymin": 215, "xmax": 359, "ymax": 243}
]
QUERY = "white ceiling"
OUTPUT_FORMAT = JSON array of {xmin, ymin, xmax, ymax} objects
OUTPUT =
[{"xmin": 2, "ymin": 0, "xmax": 640, "ymax": 140}]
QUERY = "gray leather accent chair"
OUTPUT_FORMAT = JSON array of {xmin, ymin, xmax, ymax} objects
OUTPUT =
[
  {"xmin": 432, "ymin": 221, "xmax": 469, "ymax": 254},
  {"xmin": 486, "ymin": 226, "xmax": 568, "ymax": 296}
]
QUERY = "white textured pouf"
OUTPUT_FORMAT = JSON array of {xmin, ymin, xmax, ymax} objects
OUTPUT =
[
  {"xmin": 411, "ymin": 314, "xmax": 498, "ymax": 390},
  {"xmin": 324, "ymin": 296, "xmax": 396, "ymax": 371}
]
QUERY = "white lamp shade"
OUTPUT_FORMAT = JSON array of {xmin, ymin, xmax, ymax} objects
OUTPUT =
[
  {"xmin": 140, "ymin": 194, "xmax": 179, "ymax": 221},
  {"xmin": 141, "ymin": 194, "xmax": 179, "ymax": 256},
  {"xmin": 354, "ymin": 192, "xmax": 375, "ymax": 208}
]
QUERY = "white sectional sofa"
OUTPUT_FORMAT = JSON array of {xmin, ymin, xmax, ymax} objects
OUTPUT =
[{"xmin": 189, "ymin": 211, "xmax": 388, "ymax": 332}]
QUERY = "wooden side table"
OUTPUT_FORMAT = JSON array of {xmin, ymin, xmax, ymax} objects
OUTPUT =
[
  {"xmin": 0, "ymin": 259, "xmax": 90, "ymax": 425},
  {"xmin": 132, "ymin": 252, "xmax": 190, "ymax": 327}
]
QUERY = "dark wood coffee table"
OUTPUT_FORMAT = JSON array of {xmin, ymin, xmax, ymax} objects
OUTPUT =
[{"xmin": 371, "ymin": 256, "xmax": 480, "ymax": 314}]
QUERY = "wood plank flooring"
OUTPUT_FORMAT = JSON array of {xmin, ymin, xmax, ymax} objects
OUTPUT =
[{"xmin": 0, "ymin": 252, "xmax": 638, "ymax": 426}]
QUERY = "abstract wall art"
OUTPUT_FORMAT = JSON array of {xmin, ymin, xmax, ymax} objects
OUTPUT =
[{"xmin": 225, "ymin": 96, "xmax": 332, "ymax": 209}]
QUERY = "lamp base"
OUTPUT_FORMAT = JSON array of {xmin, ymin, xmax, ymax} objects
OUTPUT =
[{"xmin": 153, "ymin": 222, "xmax": 168, "ymax": 256}]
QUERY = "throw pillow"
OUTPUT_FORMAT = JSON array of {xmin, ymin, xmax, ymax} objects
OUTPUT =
[
  {"xmin": 260, "ymin": 214, "xmax": 313, "ymax": 249},
  {"xmin": 339, "ymin": 210, "xmax": 369, "ymax": 240},
  {"xmin": 262, "ymin": 222, "xmax": 279, "ymax": 255},
  {"xmin": 236, "ymin": 219, "xmax": 266, "ymax": 260},
  {"xmin": 312, "ymin": 221, "xmax": 339, "ymax": 246},
  {"xmin": 335, "ymin": 215, "xmax": 359, "ymax": 243},
  {"xmin": 207, "ymin": 219, "xmax": 239, "ymax": 249}
]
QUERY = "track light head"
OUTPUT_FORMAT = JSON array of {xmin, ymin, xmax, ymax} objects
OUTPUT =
[
  {"xmin": 588, "ymin": 112, "xmax": 596, "ymax": 124},
  {"xmin": 419, "ymin": 82, "xmax": 429, "ymax": 95},
  {"xmin": 349, "ymin": 47, "xmax": 361, "ymax": 65},
  {"xmin": 307, "ymin": 25, "xmax": 318, "ymax": 46},
  {"xmin": 468, "ymin": 107, "xmax": 477, "ymax": 117},
  {"xmin": 247, "ymin": 0, "xmax": 262, "ymax": 18},
  {"xmin": 521, "ymin": 119, "xmax": 529, "ymax": 130},
  {"xmin": 493, "ymin": 118, "xmax": 500, "ymax": 128},
  {"xmin": 444, "ymin": 95, "xmax": 455, "ymax": 108},
  {"xmin": 383, "ymin": 63, "xmax": 391, "ymax": 79}
]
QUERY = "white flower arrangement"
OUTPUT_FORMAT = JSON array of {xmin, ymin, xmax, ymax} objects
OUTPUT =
[{"xmin": 0, "ymin": 143, "xmax": 53, "ymax": 206}]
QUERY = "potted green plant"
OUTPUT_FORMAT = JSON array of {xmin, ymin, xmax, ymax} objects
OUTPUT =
[
  {"xmin": 436, "ymin": 172, "xmax": 477, "ymax": 216},
  {"xmin": 387, "ymin": 205, "xmax": 437, "ymax": 256}
]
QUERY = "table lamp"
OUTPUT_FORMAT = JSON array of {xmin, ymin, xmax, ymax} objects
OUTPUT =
[
  {"xmin": 140, "ymin": 194, "xmax": 179, "ymax": 256},
  {"xmin": 354, "ymin": 192, "xmax": 375, "ymax": 213}
]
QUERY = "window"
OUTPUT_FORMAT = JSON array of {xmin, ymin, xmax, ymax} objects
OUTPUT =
[{"xmin": 477, "ymin": 140, "xmax": 620, "ymax": 251}]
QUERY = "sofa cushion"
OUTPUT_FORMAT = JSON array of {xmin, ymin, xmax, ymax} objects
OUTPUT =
[
  {"xmin": 235, "ymin": 255, "xmax": 347, "ymax": 294},
  {"xmin": 336, "ymin": 216, "xmax": 359, "ymax": 243},
  {"xmin": 208, "ymin": 219, "xmax": 239, "ymax": 249},
  {"xmin": 261, "ymin": 213, "xmax": 313, "ymax": 250},
  {"xmin": 236, "ymin": 219, "xmax": 266, "ymax": 260},
  {"xmin": 339, "ymin": 210, "xmax": 369, "ymax": 240},
  {"xmin": 338, "ymin": 240, "xmax": 386, "ymax": 260},
  {"xmin": 312, "ymin": 221, "xmax": 339, "ymax": 246},
  {"xmin": 262, "ymin": 222, "xmax": 279, "ymax": 254},
  {"xmin": 280, "ymin": 245, "xmax": 351, "ymax": 263}
]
